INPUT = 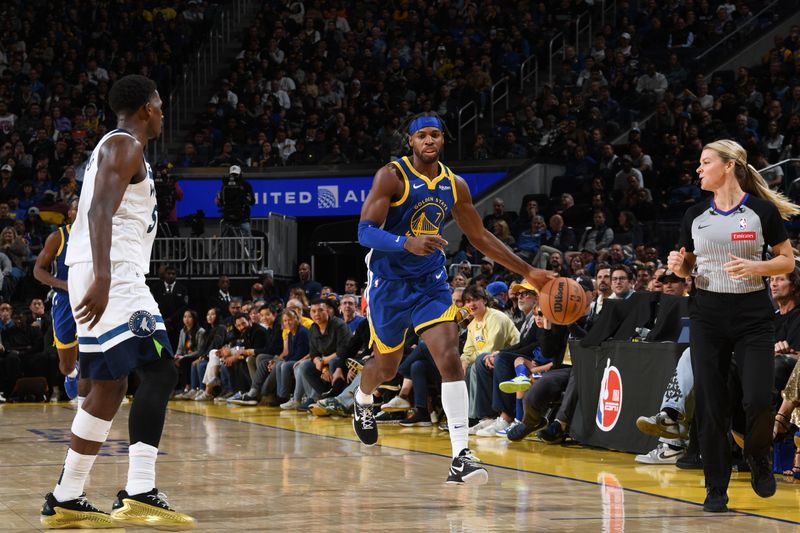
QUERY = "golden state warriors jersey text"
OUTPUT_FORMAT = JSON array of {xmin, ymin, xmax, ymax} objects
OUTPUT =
[{"xmin": 366, "ymin": 156, "xmax": 458, "ymax": 280}]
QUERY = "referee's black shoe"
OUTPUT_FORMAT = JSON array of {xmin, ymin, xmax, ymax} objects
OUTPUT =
[
  {"xmin": 746, "ymin": 455, "xmax": 776, "ymax": 498},
  {"xmin": 353, "ymin": 400, "xmax": 378, "ymax": 446},
  {"xmin": 702, "ymin": 487, "xmax": 729, "ymax": 513}
]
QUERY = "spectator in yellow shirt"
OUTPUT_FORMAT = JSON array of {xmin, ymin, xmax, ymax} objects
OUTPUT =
[{"xmin": 459, "ymin": 286, "xmax": 520, "ymax": 434}]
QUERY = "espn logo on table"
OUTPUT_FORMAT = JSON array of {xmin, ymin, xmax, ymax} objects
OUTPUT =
[{"xmin": 731, "ymin": 232, "xmax": 756, "ymax": 241}]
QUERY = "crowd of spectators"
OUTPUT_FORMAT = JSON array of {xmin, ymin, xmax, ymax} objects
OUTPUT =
[
  {"xmin": 176, "ymin": 0, "xmax": 792, "ymax": 172},
  {"xmin": 179, "ymin": 0, "xmax": 609, "ymax": 168},
  {"xmin": 0, "ymin": 0, "xmax": 216, "ymax": 286}
]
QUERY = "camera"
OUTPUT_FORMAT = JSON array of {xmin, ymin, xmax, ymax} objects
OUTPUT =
[{"xmin": 218, "ymin": 165, "xmax": 253, "ymax": 224}]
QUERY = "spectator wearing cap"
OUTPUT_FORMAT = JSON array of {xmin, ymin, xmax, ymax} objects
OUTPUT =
[
  {"xmin": 479, "ymin": 257, "xmax": 500, "ymax": 284},
  {"xmin": 659, "ymin": 270, "xmax": 688, "ymax": 297},
  {"xmin": 487, "ymin": 281, "xmax": 509, "ymax": 310},
  {"xmin": 0, "ymin": 165, "xmax": 17, "ymax": 202},
  {"xmin": 493, "ymin": 280, "xmax": 572, "ymax": 440},
  {"xmin": 617, "ymin": 32, "xmax": 632, "ymax": 57},
  {"xmin": 26, "ymin": 206, "xmax": 50, "ymax": 239}
]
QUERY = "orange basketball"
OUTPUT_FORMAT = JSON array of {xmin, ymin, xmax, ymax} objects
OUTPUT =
[{"xmin": 538, "ymin": 277, "xmax": 588, "ymax": 325}]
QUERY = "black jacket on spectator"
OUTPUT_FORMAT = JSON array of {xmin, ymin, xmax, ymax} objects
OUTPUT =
[
  {"xmin": 260, "ymin": 323, "xmax": 284, "ymax": 356},
  {"xmin": 151, "ymin": 280, "xmax": 190, "ymax": 322},
  {"xmin": 199, "ymin": 324, "xmax": 228, "ymax": 358},
  {"xmin": 227, "ymin": 323, "xmax": 269, "ymax": 355},
  {"xmin": 339, "ymin": 318, "xmax": 371, "ymax": 359},
  {"xmin": 309, "ymin": 316, "xmax": 352, "ymax": 357},
  {"xmin": 210, "ymin": 290, "xmax": 234, "ymax": 317}
]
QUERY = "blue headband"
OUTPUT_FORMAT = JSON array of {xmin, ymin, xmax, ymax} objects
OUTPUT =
[{"xmin": 408, "ymin": 116, "xmax": 443, "ymax": 135}]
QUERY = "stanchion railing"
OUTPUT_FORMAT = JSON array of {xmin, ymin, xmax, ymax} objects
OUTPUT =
[{"xmin": 490, "ymin": 77, "xmax": 509, "ymax": 127}]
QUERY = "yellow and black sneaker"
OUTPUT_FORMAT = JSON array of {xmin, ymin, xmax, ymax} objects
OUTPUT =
[
  {"xmin": 110, "ymin": 488, "xmax": 196, "ymax": 531},
  {"xmin": 40, "ymin": 492, "xmax": 115, "ymax": 529}
]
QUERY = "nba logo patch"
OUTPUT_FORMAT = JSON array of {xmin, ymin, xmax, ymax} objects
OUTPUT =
[
  {"xmin": 596, "ymin": 360, "xmax": 623, "ymax": 431},
  {"xmin": 739, "ymin": 217, "xmax": 747, "ymax": 230},
  {"xmin": 128, "ymin": 310, "xmax": 156, "ymax": 338},
  {"xmin": 318, "ymin": 185, "xmax": 339, "ymax": 208}
]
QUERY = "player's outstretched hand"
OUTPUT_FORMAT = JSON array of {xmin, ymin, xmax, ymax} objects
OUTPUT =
[
  {"xmin": 74, "ymin": 278, "xmax": 111, "ymax": 330},
  {"xmin": 404, "ymin": 235, "xmax": 448, "ymax": 256},
  {"xmin": 525, "ymin": 268, "xmax": 557, "ymax": 291}
]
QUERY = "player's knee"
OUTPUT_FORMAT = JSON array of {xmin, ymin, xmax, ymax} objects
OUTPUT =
[{"xmin": 376, "ymin": 364, "xmax": 398, "ymax": 383}]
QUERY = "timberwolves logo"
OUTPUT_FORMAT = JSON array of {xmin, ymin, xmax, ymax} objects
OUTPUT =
[
  {"xmin": 318, "ymin": 185, "xmax": 339, "ymax": 208},
  {"xmin": 128, "ymin": 310, "xmax": 157, "ymax": 338},
  {"xmin": 409, "ymin": 201, "xmax": 446, "ymax": 236},
  {"xmin": 596, "ymin": 360, "xmax": 623, "ymax": 431}
]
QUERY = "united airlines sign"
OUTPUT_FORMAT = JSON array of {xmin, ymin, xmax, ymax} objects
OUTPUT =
[{"xmin": 177, "ymin": 171, "xmax": 507, "ymax": 218}]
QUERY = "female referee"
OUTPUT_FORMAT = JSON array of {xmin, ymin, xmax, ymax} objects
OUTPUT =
[{"xmin": 668, "ymin": 139, "xmax": 800, "ymax": 512}]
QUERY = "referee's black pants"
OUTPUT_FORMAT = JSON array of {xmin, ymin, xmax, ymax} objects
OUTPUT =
[{"xmin": 690, "ymin": 289, "xmax": 775, "ymax": 491}]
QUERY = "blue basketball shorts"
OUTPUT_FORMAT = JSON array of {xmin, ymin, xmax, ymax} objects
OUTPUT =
[
  {"xmin": 52, "ymin": 290, "xmax": 77, "ymax": 350},
  {"xmin": 365, "ymin": 267, "xmax": 459, "ymax": 354}
]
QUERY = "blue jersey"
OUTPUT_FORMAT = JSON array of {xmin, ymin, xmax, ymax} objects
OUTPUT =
[
  {"xmin": 366, "ymin": 156, "xmax": 458, "ymax": 280},
  {"xmin": 54, "ymin": 225, "xmax": 71, "ymax": 294}
]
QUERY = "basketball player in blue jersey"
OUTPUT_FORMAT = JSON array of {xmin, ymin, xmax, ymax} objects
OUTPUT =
[
  {"xmin": 354, "ymin": 113, "xmax": 555, "ymax": 484},
  {"xmin": 40, "ymin": 75, "xmax": 195, "ymax": 530},
  {"xmin": 33, "ymin": 199, "xmax": 87, "ymax": 403}
]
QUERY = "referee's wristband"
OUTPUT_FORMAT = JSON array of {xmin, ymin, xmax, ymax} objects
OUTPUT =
[{"xmin": 358, "ymin": 220, "xmax": 407, "ymax": 252}]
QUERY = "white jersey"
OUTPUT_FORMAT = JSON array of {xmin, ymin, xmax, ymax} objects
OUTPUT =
[{"xmin": 66, "ymin": 129, "xmax": 157, "ymax": 273}]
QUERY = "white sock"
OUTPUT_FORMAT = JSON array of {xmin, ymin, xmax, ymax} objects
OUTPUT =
[
  {"xmin": 441, "ymin": 381, "xmax": 469, "ymax": 458},
  {"xmin": 125, "ymin": 442, "xmax": 158, "ymax": 495},
  {"xmin": 53, "ymin": 449, "xmax": 97, "ymax": 502},
  {"xmin": 355, "ymin": 386, "xmax": 373, "ymax": 405}
]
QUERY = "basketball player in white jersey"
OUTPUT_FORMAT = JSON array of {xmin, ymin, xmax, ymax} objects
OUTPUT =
[{"xmin": 41, "ymin": 75, "xmax": 195, "ymax": 530}]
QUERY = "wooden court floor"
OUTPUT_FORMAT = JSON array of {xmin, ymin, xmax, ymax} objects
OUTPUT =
[{"xmin": 1, "ymin": 401, "xmax": 799, "ymax": 532}]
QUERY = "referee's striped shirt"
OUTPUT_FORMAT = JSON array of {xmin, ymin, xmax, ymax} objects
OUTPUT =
[{"xmin": 678, "ymin": 193, "xmax": 788, "ymax": 294}]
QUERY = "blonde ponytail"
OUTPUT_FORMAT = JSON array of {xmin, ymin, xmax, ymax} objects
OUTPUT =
[{"xmin": 704, "ymin": 139, "xmax": 800, "ymax": 220}]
